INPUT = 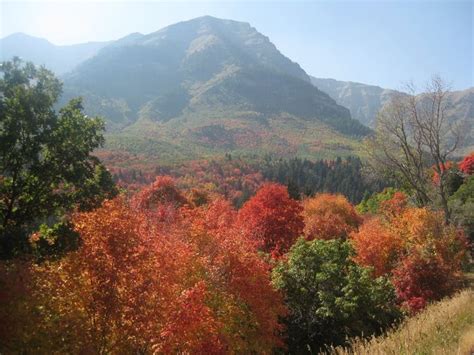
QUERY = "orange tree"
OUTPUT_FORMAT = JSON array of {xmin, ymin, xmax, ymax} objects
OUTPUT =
[
  {"xmin": 302, "ymin": 193, "xmax": 361, "ymax": 240},
  {"xmin": 0, "ymin": 179, "xmax": 286, "ymax": 353},
  {"xmin": 351, "ymin": 192, "xmax": 469, "ymax": 313}
]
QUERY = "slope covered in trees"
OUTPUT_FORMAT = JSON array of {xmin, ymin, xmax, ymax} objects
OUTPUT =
[{"xmin": 1, "ymin": 58, "xmax": 472, "ymax": 354}]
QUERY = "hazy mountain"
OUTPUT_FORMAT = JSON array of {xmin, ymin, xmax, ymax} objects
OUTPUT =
[
  {"xmin": 310, "ymin": 77, "xmax": 474, "ymax": 143},
  {"xmin": 310, "ymin": 77, "xmax": 473, "ymax": 151},
  {"xmin": 310, "ymin": 77, "xmax": 400, "ymax": 127},
  {"xmin": 0, "ymin": 33, "xmax": 109, "ymax": 74},
  {"xmin": 2, "ymin": 17, "xmax": 372, "ymax": 162},
  {"xmin": 443, "ymin": 88, "xmax": 474, "ymax": 152},
  {"xmin": 54, "ymin": 16, "xmax": 370, "ymax": 161}
]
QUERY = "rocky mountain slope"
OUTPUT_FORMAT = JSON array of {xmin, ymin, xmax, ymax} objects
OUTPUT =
[{"xmin": 310, "ymin": 76, "xmax": 473, "ymax": 151}]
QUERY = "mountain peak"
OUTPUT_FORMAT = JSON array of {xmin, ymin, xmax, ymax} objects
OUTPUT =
[{"xmin": 1, "ymin": 32, "xmax": 52, "ymax": 45}]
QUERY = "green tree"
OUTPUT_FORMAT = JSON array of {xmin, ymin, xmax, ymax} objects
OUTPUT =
[
  {"xmin": 449, "ymin": 175, "xmax": 474, "ymax": 246},
  {"xmin": 0, "ymin": 58, "xmax": 117, "ymax": 257},
  {"xmin": 272, "ymin": 238, "xmax": 401, "ymax": 353}
]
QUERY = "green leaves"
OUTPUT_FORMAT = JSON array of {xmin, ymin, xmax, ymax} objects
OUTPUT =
[
  {"xmin": 0, "ymin": 59, "xmax": 116, "ymax": 258},
  {"xmin": 272, "ymin": 238, "xmax": 401, "ymax": 353}
]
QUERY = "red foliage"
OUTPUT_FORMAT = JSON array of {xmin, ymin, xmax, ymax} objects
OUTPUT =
[
  {"xmin": 0, "ymin": 187, "xmax": 286, "ymax": 352},
  {"xmin": 158, "ymin": 281, "xmax": 224, "ymax": 354},
  {"xmin": 352, "ymin": 198, "xmax": 469, "ymax": 313},
  {"xmin": 459, "ymin": 152, "xmax": 474, "ymax": 175},
  {"xmin": 392, "ymin": 253, "xmax": 463, "ymax": 313},
  {"xmin": 238, "ymin": 183, "xmax": 304, "ymax": 257},
  {"xmin": 302, "ymin": 193, "xmax": 362, "ymax": 240},
  {"xmin": 132, "ymin": 176, "xmax": 189, "ymax": 226},
  {"xmin": 379, "ymin": 191, "xmax": 408, "ymax": 218},
  {"xmin": 133, "ymin": 175, "xmax": 188, "ymax": 210},
  {"xmin": 432, "ymin": 161, "xmax": 454, "ymax": 185}
]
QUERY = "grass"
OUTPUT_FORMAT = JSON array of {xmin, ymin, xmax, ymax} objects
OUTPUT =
[{"xmin": 329, "ymin": 288, "xmax": 474, "ymax": 355}]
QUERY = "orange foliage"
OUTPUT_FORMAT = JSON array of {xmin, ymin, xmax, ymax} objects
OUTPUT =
[
  {"xmin": 238, "ymin": 183, "xmax": 304, "ymax": 257},
  {"xmin": 133, "ymin": 175, "xmax": 188, "ymax": 210},
  {"xmin": 0, "ymin": 183, "xmax": 286, "ymax": 352},
  {"xmin": 351, "ymin": 218, "xmax": 403, "ymax": 277},
  {"xmin": 379, "ymin": 191, "xmax": 408, "ymax": 218},
  {"xmin": 351, "ymin": 192, "xmax": 469, "ymax": 312},
  {"xmin": 302, "ymin": 193, "xmax": 362, "ymax": 240}
]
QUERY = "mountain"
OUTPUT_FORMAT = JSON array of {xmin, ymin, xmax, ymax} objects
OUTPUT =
[
  {"xmin": 310, "ymin": 77, "xmax": 400, "ymax": 127},
  {"xmin": 0, "ymin": 33, "xmax": 109, "ymax": 74},
  {"xmin": 310, "ymin": 77, "xmax": 473, "ymax": 152},
  {"xmin": 55, "ymin": 16, "xmax": 370, "ymax": 163}
]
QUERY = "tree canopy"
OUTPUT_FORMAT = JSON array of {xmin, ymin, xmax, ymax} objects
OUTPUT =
[{"xmin": 0, "ymin": 58, "xmax": 117, "ymax": 257}]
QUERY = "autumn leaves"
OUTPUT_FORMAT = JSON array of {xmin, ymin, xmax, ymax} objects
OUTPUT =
[{"xmin": 0, "ymin": 177, "xmax": 470, "ymax": 353}]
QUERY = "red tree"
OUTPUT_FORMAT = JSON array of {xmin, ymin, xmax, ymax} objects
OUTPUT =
[
  {"xmin": 459, "ymin": 152, "xmax": 474, "ymax": 175},
  {"xmin": 0, "ymin": 190, "xmax": 287, "ymax": 352},
  {"xmin": 238, "ymin": 183, "xmax": 304, "ymax": 257},
  {"xmin": 392, "ymin": 253, "xmax": 463, "ymax": 313}
]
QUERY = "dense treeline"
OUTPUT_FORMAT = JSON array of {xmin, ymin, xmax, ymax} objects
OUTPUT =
[
  {"xmin": 260, "ymin": 156, "xmax": 386, "ymax": 203},
  {"xmin": 108, "ymin": 155, "xmax": 385, "ymax": 206}
]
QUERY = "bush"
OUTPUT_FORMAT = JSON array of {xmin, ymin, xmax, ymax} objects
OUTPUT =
[{"xmin": 272, "ymin": 239, "xmax": 401, "ymax": 353}]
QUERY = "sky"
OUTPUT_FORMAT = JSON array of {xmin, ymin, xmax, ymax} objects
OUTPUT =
[{"xmin": 1, "ymin": 0, "xmax": 473, "ymax": 90}]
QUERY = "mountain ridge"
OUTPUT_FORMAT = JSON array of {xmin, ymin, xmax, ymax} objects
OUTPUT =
[{"xmin": 0, "ymin": 33, "xmax": 110, "ymax": 74}]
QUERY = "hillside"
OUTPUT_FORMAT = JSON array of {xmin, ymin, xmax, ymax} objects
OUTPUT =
[
  {"xmin": 331, "ymin": 289, "xmax": 474, "ymax": 355},
  {"xmin": 310, "ymin": 77, "xmax": 399, "ymax": 127},
  {"xmin": 310, "ymin": 77, "xmax": 473, "ymax": 126},
  {"xmin": 56, "ymin": 16, "xmax": 370, "ymax": 162},
  {"xmin": 311, "ymin": 77, "xmax": 474, "ymax": 151},
  {"xmin": 0, "ymin": 33, "xmax": 108, "ymax": 74}
]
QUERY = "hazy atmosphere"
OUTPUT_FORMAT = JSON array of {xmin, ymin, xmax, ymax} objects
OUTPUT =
[
  {"xmin": 1, "ymin": 0, "xmax": 472, "ymax": 90},
  {"xmin": 1, "ymin": 1, "xmax": 473, "ymax": 354}
]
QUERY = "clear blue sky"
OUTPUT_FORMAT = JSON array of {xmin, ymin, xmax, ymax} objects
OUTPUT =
[{"xmin": 1, "ymin": 0, "xmax": 472, "ymax": 90}]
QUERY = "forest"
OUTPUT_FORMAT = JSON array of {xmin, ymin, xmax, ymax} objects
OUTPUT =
[{"xmin": 1, "ymin": 58, "xmax": 473, "ymax": 353}]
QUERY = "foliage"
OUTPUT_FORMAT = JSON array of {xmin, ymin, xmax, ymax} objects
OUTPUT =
[
  {"xmin": 0, "ymin": 183, "xmax": 286, "ymax": 353},
  {"xmin": 261, "ymin": 156, "xmax": 386, "ymax": 204},
  {"xmin": 449, "ymin": 174, "xmax": 474, "ymax": 246},
  {"xmin": 272, "ymin": 239, "xmax": 401, "ymax": 353},
  {"xmin": 459, "ymin": 152, "xmax": 474, "ymax": 175},
  {"xmin": 352, "ymin": 192, "xmax": 469, "ymax": 312},
  {"xmin": 238, "ymin": 183, "xmax": 304, "ymax": 257},
  {"xmin": 302, "ymin": 193, "xmax": 361, "ymax": 240},
  {"xmin": 351, "ymin": 218, "xmax": 403, "ymax": 277},
  {"xmin": 0, "ymin": 58, "xmax": 117, "ymax": 257},
  {"xmin": 391, "ymin": 252, "xmax": 464, "ymax": 313},
  {"xmin": 356, "ymin": 187, "xmax": 400, "ymax": 214}
]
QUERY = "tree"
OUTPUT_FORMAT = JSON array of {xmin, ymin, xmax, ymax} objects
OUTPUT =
[
  {"xmin": 1, "ymin": 194, "xmax": 287, "ymax": 353},
  {"xmin": 0, "ymin": 58, "xmax": 116, "ymax": 257},
  {"xmin": 356, "ymin": 187, "xmax": 399, "ymax": 215},
  {"xmin": 366, "ymin": 76, "xmax": 466, "ymax": 223},
  {"xmin": 351, "ymin": 218, "xmax": 403, "ymax": 277},
  {"xmin": 352, "ymin": 194, "xmax": 469, "ymax": 312},
  {"xmin": 392, "ymin": 252, "xmax": 464, "ymax": 313},
  {"xmin": 272, "ymin": 239, "xmax": 400, "ymax": 353},
  {"xmin": 238, "ymin": 183, "xmax": 304, "ymax": 257},
  {"xmin": 302, "ymin": 193, "xmax": 361, "ymax": 240},
  {"xmin": 449, "ymin": 175, "xmax": 474, "ymax": 246},
  {"xmin": 459, "ymin": 152, "xmax": 474, "ymax": 175}
]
